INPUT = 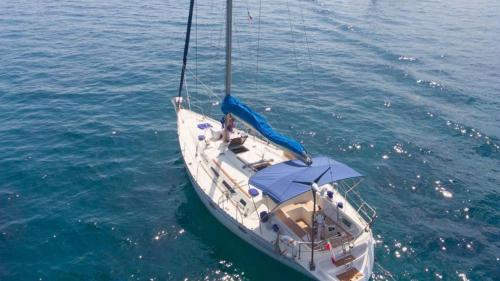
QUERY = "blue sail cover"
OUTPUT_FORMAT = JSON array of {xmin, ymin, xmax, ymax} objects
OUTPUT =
[
  {"xmin": 221, "ymin": 95, "xmax": 307, "ymax": 159},
  {"xmin": 249, "ymin": 156, "xmax": 362, "ymax": 204}
]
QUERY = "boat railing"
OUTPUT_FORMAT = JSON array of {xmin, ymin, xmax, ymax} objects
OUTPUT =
[
  {"xmin": 186, "ymin": 68, "xmax": 222, "ymax": 106},
  {"xmin": 185, "ymin": 95, "xmax": 206, "ymax": 118},
  {"xmin": 293, "ymin": 235, "xmax": 352, "ymax": 261},
  {"xmin": 194, "ymin": 155, "xmax": 261, "ymax": 228},
  {"xmin": 340, "ymin": 180, "xmax": 377, "ymax": 230},
  {"xmin": 170, "ymin": 92, "xmax": 206, "ymax": 119},
  {"xmin": 216, "ymin": 187, "xmax": 251, "ymax": 226},
  {"xmin": 184, "ymin": 70, "xmax": 223, "ymax": 119}
]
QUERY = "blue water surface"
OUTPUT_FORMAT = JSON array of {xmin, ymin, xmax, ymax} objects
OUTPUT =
[{"xmin": 1, "ymin": 0, "xmax": 499, "ymax": 280}]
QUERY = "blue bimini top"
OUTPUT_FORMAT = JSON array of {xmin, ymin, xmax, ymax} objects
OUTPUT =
[
  {"xmin": 221, "ymin": 95, "xmax": 309, "ymax": 162},
  {"xmin": 249, "ymin": 156, "xmax": 362, "ymax": 204}
]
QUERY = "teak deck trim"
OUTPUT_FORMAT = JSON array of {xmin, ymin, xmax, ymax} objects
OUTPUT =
[{"xmin": 336, "ymin": 267, "xmax": 363, "ymax": 281}]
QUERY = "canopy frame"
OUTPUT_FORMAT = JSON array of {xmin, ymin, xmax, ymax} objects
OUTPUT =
[{"xmin": 249, "ymin": 156, "xmax": 363, "ymax": 205}]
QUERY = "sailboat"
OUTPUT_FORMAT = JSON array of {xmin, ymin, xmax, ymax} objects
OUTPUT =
[{"xmin": 173, "ymin": 0, "xmax": 376, "ymax": 280}]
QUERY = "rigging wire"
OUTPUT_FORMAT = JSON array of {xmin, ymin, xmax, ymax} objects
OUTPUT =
[
  {"xmin": 255, "ymin": 0, "xmax": 262, "ymax": 94},
  {"xmin": 286, "ymin": 0, "xmax": 299, "ymax": 69},
  {"xmin": 207, "ymin": 0, "xmax": 215, "ymax": 48},
  {"xmin": 285, "ymin": 0, "xmax": 303, "ymax": 89},
  {"xmin": 185, "ymin": 0, "xmax": 314, "ymax": 104},
  {"xmin": 195, "ymin": 0, "xmax": 198, "ymax": 99},
  {"xmin": 210, "ymin": 0, "xmax": 225, "ymax": 92},
  {"xmin": 187, "ymin": 68, "xmax": 222, "ymax": 102},
  {"xmin": 299, "ymin": 5, "xmax": 317, "ymax": 89},
  {"xmin": 232, "ymin": 3, "xmax": 242, "ymax": 60}
]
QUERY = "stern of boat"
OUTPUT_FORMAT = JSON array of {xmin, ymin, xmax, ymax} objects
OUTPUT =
[{"xmin": 310, "ymin": 230, "xmax": 374, "ymax": 281}]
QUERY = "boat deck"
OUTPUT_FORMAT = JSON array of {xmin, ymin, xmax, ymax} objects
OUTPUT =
[
  {"xmin": 275, "ymin": 200, "xmax": 354, "ymax": 245},
  {"xmin": 337, "ymin": 268, "xmax": 364, "ymax": 281},
  {"xmin": 176, "ymin": 107, "xmax": 374, "ymax": 281}
]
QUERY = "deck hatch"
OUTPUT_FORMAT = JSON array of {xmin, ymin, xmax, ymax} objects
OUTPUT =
[
  {"xmin": 222, "ymin": 180, "xmax": 236, "ymax": 194},
  {"xmin": 210, "ymin": 167, "xmax": 220, "ymax": 178},
  {"xmin": 229, "ymin": 146, "xmax": 249, "ymax": 154}
]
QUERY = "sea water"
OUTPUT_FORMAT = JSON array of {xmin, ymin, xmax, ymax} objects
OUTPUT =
[{"xmin": 1, "ymin": 0, "xmax": 499, "ymax": 280}]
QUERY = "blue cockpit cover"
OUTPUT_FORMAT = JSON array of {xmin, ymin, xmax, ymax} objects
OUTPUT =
[
  {"xmin": 249, "ymin": 156, "xmax": 362, "ymax": 204},
  {"xmin": 221, "ymin": 95, "xmax": 306, "ymax": 158}
]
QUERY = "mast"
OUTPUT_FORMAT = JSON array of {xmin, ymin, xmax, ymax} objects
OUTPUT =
[
  {"xmin": 225, "ymin": 0, "xmax": 233, "ymax": 96},
  {"xmin": 177, "ymin": 0, "xmax": 196, "ymax": 108},
  {"xmin": 222, "ymin": 0, "xmax": 233, "ymax": 142}
]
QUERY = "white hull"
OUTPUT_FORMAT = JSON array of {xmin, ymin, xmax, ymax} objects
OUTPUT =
[
  {"xmin": 175, "ymin": 106, "xmax": 374, "ymax": 281},
  {"xmin": 183, "ymin": 160, "xmax": 316, "ymax": 279}
]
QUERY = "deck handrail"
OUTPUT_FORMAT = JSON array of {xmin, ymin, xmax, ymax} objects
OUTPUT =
[
  {"xmin": 294, "ymin": 235, "xmax": 353, "ymax": 262},
  {"xmin": 339, "ymin": 180, "xmax": 377, "ymax": 229}
]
